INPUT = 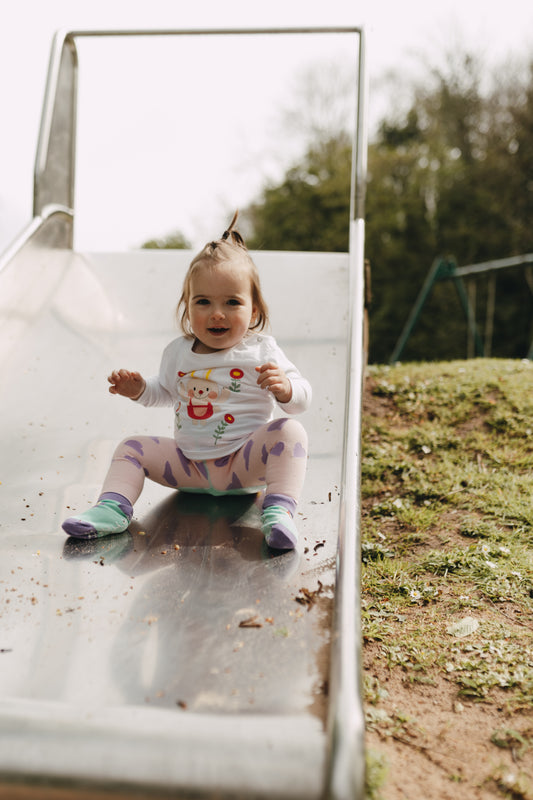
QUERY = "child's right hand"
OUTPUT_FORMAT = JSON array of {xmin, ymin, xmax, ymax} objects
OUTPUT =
[{"xmin": 108, "ymin": 369, "xmax": 146, "ymax": 400}]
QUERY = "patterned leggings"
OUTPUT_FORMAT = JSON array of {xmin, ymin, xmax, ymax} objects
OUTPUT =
[{"xmin": 101, "ymin": 417, "xmax": 308, "ymax": 505}]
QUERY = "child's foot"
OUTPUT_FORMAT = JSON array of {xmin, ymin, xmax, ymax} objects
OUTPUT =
[
  {"xmin": 261, "ymin": 505, "xmax": 298, "ymax": 550},
  {"xmin": 62, "ymin": 497, "xmax": 131, "ymax": 539}
]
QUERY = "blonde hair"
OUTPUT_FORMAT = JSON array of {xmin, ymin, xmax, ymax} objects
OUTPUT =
[{"xmin": 178, "ymin": 211, "xmax": 269, "ymax": 337}]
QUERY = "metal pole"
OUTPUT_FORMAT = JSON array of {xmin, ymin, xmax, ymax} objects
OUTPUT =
[
  {"xmin": 390, "ymin": 257, "xmax": 446, "ymax": 363},
  {"xmin": 484, "ymin": 273, "xmax": 496, "ymax": 358},
  {"xmin": 34, "ymin": 31, "xmax": 78, "ymax": 234},
  {"xmin": 325, "ymin": 27, "xmax": 367, "ymax": 800}
]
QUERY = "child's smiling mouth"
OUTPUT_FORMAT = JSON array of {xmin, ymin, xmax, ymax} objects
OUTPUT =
[{"xmin": 208, "ymin": 327, "xmax": 229, "ymax": 335}]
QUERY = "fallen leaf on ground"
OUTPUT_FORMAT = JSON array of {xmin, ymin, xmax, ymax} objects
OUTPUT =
[{"xmin": 238, "ymin": 615, "xmax": 263, "ymax": 628}]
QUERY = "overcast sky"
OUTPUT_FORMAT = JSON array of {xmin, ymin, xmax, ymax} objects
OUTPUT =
[{"xmin": 0, "ymin": 0, "xmax": 531, "ymax": 253}]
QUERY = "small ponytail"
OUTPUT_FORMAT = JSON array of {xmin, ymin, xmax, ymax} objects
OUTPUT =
[{"xmin": 221, "ymin": 209, "xmax": 245, "ymax": 247}]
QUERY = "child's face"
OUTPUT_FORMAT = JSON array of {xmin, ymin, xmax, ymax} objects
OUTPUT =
[{"xmin": 187, "ymin": 262, "xmax": 258, "ymax": 353}]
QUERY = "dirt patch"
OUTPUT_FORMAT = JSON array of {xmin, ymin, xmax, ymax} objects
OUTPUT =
[
  {"xmin": 364, "ymin": 615, "xmax": 533, "ymax": 799},
  {"xmin": 365, "ymin": 656, "xmax": 533, "ymax": 799}
]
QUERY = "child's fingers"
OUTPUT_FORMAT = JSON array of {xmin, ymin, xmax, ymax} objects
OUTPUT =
[
  {"xmin": 108, "ymin": 371, "xmax": 120, "ymax": 393},
  {"xmin": 256, "ymin": 363, "xmax": 292, "ymax": 402},
  {"xmin": 107, "ymin": 369, "xmax": 137, "ymax": 395},
  {"xmin": 256, "ymin": 362, "xmax": 279, "ymax": 378},
  {"xmin": 108, "ymin": 369, "xmax": 136, "ymax": 383},
  {"xmin": 256, "ymin": 361, "xmax": 277, "ymax": 375},
  {"xmin": 266, "ymin": 379, "xmax": 284, "ymax": 393},
  {"xmin": 257, "ymin": 363, "xmax": 284, "ymax": 389}
]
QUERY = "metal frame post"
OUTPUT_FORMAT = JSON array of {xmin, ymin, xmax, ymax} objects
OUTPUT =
[
  {"xmin": 33, "ymin": 31, "xmax": 78, "ymax": 247},
  {"xmin": 325, "ymin": 25, "xmax": 367, "ymax": 800}
]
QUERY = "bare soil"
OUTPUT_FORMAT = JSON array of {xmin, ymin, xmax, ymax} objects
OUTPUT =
[{"xmin": 364, "ymin": 641, "xmax": 533, "ymax": 800}]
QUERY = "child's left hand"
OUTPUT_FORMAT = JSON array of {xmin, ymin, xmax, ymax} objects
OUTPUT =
[{"xmin": 256, "ymin": 362, "xmax": 293, "ymax": 403}]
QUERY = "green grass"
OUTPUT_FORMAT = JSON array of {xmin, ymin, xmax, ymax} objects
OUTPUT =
[{"xmin": 362, "ymin": 359, "xmax": 533, "ymax": 797}]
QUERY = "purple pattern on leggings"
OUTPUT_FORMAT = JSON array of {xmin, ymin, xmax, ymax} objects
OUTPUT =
[
  {"xmin": 226, "ymin": 472, "xmax": 243, "ymax": 490},
  {"xmin": 151, "ymin": 437, "xmax": 160, "ymax": 444},
  {"xmin": 261, "ymin": 444, "xmax": 268, "ymax": 465},
  {"xmin": 267, "ymin": 418, "xmax": 288, "ymax": 432},
  {"xmin": 293, "ymin": 442, "xmax": 307, "ymax": 458},
  {"xmin": 124, "ymin": 455, "xmax": 142, "ymax": 470},
  {"xmin": 176, "ymin": 447, "xmax": 191, "ymax": 477},
  {"xmin": 271, "ymin": 441, "xmax": 285, "ymax": 456},
  {"xmin": 214, "ymin": 455, "xmax": 231, "ymax": 467},
  {"xmin": 163, "ymin": 461, "xmax": 178, "ymax": 487},
  {"xmin": 197, "ymin": 461, "xmax": 209, "ymax": 479},
  {"xmin": 243, "ymin": 440, "xmax": 253, "ymax": 470},
  {"xmin": 125, "ymin": 439, "xmax": 144, "ymax": 456},
  {"xmin": 143, "ymin": 468, "xmax": 150, "ymax": 477}
]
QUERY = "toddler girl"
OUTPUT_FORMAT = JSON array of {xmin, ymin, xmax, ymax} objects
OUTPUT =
[{"xmin": 62, "ymin": 212, "xmax": 311, "ymax": 550}]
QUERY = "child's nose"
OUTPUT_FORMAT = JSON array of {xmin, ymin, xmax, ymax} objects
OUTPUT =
[{"xmin": 211, "ymin": 306, "xmax": 225, "ymax": 320}]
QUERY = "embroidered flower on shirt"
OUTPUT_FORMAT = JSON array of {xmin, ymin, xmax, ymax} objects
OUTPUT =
[
  {"xmin": 213, "ymin": 414, "xmax": 235, "ymax": 444},
  {"xmin": 174, "ymin": 402, "xmax": 183, "ymax": 431},
  {"xmin": 229, "ymin": 368, "xmax": 244, "ymax": 393}
]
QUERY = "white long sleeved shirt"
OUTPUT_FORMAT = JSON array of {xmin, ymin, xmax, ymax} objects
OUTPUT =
[{"xmin": 136, "ymin": 333, "xmax": 311, "ymax": 460}]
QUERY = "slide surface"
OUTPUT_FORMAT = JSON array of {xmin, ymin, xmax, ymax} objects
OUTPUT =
[{"xmin": 0, "ymin": 224, "xmax": 355, "ymax": 797}]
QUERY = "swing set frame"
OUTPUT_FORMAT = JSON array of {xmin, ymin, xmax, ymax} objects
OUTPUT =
[{"xmin": 390, "ymin": 253, "xmax": 533, "ymax": 363}]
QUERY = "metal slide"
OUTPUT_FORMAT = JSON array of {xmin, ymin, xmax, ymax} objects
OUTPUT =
[{"xmin": 0, "ymin": 29, "xmax": 367, "ymax": 800}]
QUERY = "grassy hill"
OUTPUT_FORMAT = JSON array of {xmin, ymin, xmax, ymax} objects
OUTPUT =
[{"xmin": 362, "ymin": 359, "xmax": 533, "ymax": 800}]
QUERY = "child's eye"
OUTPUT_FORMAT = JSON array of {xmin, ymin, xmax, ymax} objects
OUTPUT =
[
  {"xmin": 227, "ymin": 299, "xmax": 241, "ymax": 306},
  {"xmin": 196, "ymin": 298, "xmax": 210, "ymax": 305}
]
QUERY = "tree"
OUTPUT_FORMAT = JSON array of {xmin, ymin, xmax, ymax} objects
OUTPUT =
[
  {"xmin": 244, "ymin": 49, "xmax": 533, "ymax": 363},
  {"xmin": 142, "ymin": 230, "xmax": 191, "ymax": 249},
  {"xmin": 382, "ymin": 52, "xmax": 533, "ymax": 361},
  {"xmin": 244, "ymin": 134, "xmax": 352, "ymax": 253}
]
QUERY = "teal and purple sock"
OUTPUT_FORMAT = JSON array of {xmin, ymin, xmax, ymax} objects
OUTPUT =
[
  {"xmin": 261, "ymin": 493, "xmax": 298, "ymax": 550},
  {"xmin": 62, "ymin": 492, "xmax": 133, "ymax": 539}
]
